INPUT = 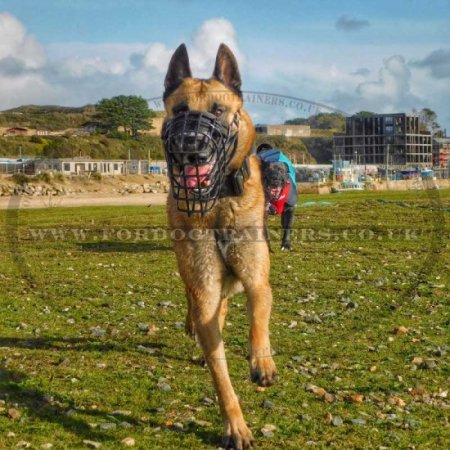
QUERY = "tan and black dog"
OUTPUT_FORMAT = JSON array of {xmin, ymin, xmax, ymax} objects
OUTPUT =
[{"xmin": 162, "ymin": 43, "xmax": 276, "ymax": 449}]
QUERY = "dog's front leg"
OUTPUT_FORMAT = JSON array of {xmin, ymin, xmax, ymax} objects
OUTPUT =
[
  {"xmin": 188, "ymin": 287, "xmax": 254, "ymax": 450},
  {"xmin": 281, "ymin": 204, "xmax": 295, "ymax": 250},
  {"xmin": 229, "ymin": 240, "xmax": 277, "ymax": 387},
  {"xmin": 184, "ymin": 287, "xmax": 196, "ymax": 338}
]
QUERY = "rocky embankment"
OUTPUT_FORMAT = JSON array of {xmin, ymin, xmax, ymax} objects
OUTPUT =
[{"xmin": 0, "ymin": 178, "xmax": 170, "ymax": 197}]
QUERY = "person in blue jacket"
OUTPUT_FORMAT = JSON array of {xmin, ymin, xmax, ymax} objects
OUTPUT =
[{"xmin": 257, "ymin": 143, "xmax": 298, "ymax": 251}]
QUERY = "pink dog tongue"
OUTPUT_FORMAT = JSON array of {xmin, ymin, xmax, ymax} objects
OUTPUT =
[{"xmin": 184, "ymin": 164, "xmax": 212, "ymax": 188}]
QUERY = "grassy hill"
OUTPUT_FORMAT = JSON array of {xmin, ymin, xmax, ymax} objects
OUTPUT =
[
  {"xmin": 0, "ymin": 134, "xmax": 165, "ymax": 161},
  {"xmin": 0, "ymin": 105, "xmax": 97, "ymax": 131},
  {"xmin": 0, "ymin": 105, "xmax": 166, "ymax": 160}
]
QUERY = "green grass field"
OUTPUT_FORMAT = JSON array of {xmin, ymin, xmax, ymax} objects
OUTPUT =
[{"xmin": 0, "ymin": 189, "xmax": 449, "ymax": 449}]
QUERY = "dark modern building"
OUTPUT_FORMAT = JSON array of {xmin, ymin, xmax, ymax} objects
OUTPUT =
[{"xmin": 333, "ymin": 113, "xmax": 432, "ymax": 167}]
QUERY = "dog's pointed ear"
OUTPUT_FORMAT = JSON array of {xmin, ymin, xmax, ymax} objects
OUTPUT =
[
  {"xmin": 164, "ymin": 43, "xmax": 192, "ymax": 99},
  {"xmin": 212, "ymin": 43, "xmax": 242, "ymax": 96}
]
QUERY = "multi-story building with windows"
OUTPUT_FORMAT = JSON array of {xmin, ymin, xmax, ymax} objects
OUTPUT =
[
  {"xmin": 333, "ymin": 113, "xmax": 432, "ymax": 167},
  {"xmin": 432, "ymin": 138, "xmax": 450, "ymax": 167}
]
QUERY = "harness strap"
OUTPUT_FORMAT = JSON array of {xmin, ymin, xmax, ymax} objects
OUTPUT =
[{"xmin": 218, "ymin": 156, "xmax": 251, "ymax": 198}]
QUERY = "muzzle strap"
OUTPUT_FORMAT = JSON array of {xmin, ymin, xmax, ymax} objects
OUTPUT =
[{"xmin": 219, "ymin": 156, "xmax": 251, "ymax": 198}]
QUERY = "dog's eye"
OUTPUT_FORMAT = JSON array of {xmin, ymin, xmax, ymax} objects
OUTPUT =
[{"xmin": 214, "ymin": 108, "xmax": 225, "ymax": 118}]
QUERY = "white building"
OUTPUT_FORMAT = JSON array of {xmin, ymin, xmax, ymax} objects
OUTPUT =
[{"xmin": 34, "ymin": 158, "xmax": 168, "ymax": 176}]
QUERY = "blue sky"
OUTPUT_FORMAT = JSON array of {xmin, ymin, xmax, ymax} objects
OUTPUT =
[{"xmin": 0, "ymin": 0, "xmax": 449, "ymax": 128}]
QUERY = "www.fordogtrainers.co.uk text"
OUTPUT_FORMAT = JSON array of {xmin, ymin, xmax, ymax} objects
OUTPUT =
[{"xmin": 25, "ymin": 227, "xmax": 442, "ymax": 242}]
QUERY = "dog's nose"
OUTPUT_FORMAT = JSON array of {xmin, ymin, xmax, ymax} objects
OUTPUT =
[{"xmin": 187, "ymin": 152, "xmax": 209, "ymax": 165}]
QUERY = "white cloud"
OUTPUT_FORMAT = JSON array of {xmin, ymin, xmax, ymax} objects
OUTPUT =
[
  {"xmin": 0, "ymin": 15, "xmax": 245, "ymax": 109},
  {"xmin": 189, "ymin": 17, "xmax": 244, "ymax": 76},
  {"xmin": 0, "ymin": 12, "xmax": 54, "ymax": 109},
  {"xmin": 330, "ymin": 55, "xmax": 423, "ymax": 113},
  {"xmin": 0, "ymin": 12, "xmax": 45, "ymax": 69},
  {"xmin": 357, "ymin": 56, "xmax": 416, "ymax": 105},
  {"xmin": 412, "ymin": 48, "xmax": 450, "ymax": 79},
  {"xmin": 130, "ymin": 18, "xmax": 244, "ymax": 77},
  {"xmin": 141, "ymin": 42, "xmax": 173, "ymax": 72},
  {"xmin": 56, "ymin": 56, "xmax": 125, "ymax": 78}
]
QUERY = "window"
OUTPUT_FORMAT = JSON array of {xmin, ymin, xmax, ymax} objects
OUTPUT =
[{"xmin": 63, "ymin": 163, "xmax": 70, "ymax": 171}]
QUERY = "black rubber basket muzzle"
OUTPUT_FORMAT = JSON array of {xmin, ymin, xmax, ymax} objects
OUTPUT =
[{"xmin": 162, "ymin": 111, "xmax": 238, "ymax": 216}]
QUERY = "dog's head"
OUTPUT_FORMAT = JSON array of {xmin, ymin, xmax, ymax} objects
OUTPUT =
[
  {"xmin": 262, "ymin": 161, "xmax": 289, "ymax": 202},
  {"xmin": 162, "ymin": 43, "xmax": 254, "ymax": 216}
]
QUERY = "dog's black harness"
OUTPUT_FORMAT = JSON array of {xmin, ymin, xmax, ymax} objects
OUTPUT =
[{"xmin": 162, "ymin": 110, "xmax": 250, "ymax": 216}]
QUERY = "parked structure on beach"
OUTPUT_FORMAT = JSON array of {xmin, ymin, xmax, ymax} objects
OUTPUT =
[
  {"xmin": 0, "ymin": 158, "xmax": 34, "ymax": 175},
  {"xmin": 0, "ymin": 157, "xmax": 168, "ymax": 176},
  {"xmin": 34, "ymin": 158, "xmax": 168, "ymax": 176}
]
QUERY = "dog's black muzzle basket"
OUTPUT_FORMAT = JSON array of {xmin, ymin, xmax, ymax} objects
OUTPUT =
[{"xmin": 162, "ymin": 111, "xmax": 238, "ymax": 216}]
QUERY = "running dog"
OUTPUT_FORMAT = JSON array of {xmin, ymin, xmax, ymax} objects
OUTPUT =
[{"xmin": 161, "ymin": 43, "xmax": 276, "ymax": 449}]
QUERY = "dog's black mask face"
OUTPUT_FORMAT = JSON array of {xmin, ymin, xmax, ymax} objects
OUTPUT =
[
  {"xmin": 162, "ymin": 110, "xmax": 238, "ymax": 216},
  {"xmin": 262, "ymin": 162, "xmax": 288, "ymax": 202}
]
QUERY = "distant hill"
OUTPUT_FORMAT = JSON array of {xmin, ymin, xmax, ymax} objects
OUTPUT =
[
  {"xmin": 2, "ymin": 105, "xmax": 95, "ymax": 114},
  {"xmin": 0, "ymin": 104, "xmax": 97, "ymax": 131},
  {"xmin": 0, "ymin": 104, "xmax": 166, "ymax": 132}
]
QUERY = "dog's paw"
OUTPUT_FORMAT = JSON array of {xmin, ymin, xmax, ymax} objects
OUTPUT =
[
  {"xmin": 222, "ymin": 422, "xmax": 254, "ymax": 450},
  {"xmin": 250, "ymin": 356, "xmax": 277, "ymax": 387},
  {"xmin": 191, "ymin": 355, "xmax": 207, "ymax": 368},
  {"xmin": 281, "ymin": 243, "xmax": 291, "ymax": 251}
]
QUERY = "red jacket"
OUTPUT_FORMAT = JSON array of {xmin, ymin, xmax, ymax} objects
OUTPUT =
[{"xmin": 269, "ymin": 182, "xmax": 291, "ymax": 215}]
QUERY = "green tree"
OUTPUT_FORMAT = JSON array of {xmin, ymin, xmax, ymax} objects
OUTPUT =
[
  {"xmin": 419, "ymin": 107, "xmax": 440, "ymax": 134},
  {"xmin": 308, "ymin": 113, "xmax": 346, "ymax": 130},
  {"xmin": 284, "ymin": 118, "xmax": 309, "ymax": 125},
  {"xmin": 354, "ymin": 111, "xmax": 376, "ymax": 118},
  {"xmin": 285, "ymin": 113, "xmax": 346, "ymax": 131},
  {"xmin": 96, "ymin": 95, "xmax": 154, "ymax": 138}
]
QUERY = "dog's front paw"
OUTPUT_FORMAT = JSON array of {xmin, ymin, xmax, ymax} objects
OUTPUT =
[
  {"xmin": 250, "ymin": 355, "xmax": 277, "ymax": 387},
  {"xmin": 222, "ymin": 421, "xmax": 254, "ymax": 450}
]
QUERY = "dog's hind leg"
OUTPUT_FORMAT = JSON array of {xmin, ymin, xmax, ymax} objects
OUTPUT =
[{"xmin": 218, "ymin": 297, "xmax": 228, "ymax": 334}]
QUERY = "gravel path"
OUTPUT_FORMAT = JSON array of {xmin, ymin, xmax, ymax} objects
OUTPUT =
[{"xmin": 0, "ymin": 193, "xmax": 168, "ymax": 210}]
